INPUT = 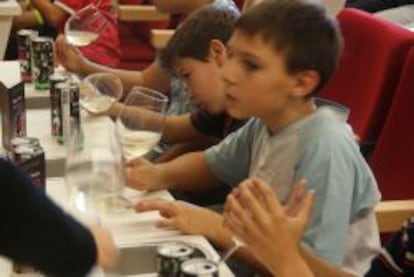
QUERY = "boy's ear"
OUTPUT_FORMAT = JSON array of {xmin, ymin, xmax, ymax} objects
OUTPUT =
[
  {"xmin": 210, "ymin": 39, "xmax": 227, "ymax": 67},
  {"xmin": 291, "ymin": 70, "xmax": 320, "ymax": 97}
]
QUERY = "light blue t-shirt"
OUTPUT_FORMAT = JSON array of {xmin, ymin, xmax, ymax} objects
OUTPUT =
[{"xmin": 204, "ymin": 99, "xmax": 381, "ymax": 274}]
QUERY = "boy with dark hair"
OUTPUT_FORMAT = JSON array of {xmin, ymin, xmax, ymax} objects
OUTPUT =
[
  {"xmin": 129, "ymin": 0, "xmax": 381, "ymax": 275},
  {"xmin": 105, "ymin": 6, "xmax": 245, "ymax": 165}
]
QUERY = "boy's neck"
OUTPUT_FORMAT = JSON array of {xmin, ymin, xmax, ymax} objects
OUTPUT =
[{"xmin": 263, "ymin": 99, "xmax": 315, "ymax": 134}]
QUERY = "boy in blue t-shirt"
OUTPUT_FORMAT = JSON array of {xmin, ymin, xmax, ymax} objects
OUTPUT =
[{"xmin": 128, "ymin": 0, "xmax": 380, "ymax": 274}]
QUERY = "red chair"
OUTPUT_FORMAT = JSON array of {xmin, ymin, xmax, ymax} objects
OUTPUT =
[
  {"xmin": 369, "ymin": 47, "xmax": 414, "ymax": 201},
  {"xmin": 320, "ymin": 8, "xmax": 414, "ymax": 145},
  {"xmin": 117, "ymin": 0, "xmax": 170, "ymax": 70}
]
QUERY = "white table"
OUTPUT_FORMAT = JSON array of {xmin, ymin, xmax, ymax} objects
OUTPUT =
[
  {"xmin": 0, "ymin": 178, "xmax": 234, "ymax": 277},
  {"xmin": 0, "ymin": 0, "xmax": 21, "ymax": 60},
  {"xmin": 0, "ymin": 109, "xmax": 115, "ymax": 177}
]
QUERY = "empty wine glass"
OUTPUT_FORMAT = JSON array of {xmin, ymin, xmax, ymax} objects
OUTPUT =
[
  {"xmin": 116, "ymin": 86, "xmax": 168, "ymax": 161},
  {"xmin": 64, "ymin": 3, "xmax": 109, "ymax": 47},
  {"xmin": 80, "ymin": 73, "xmax": 123, "ymax": 114},
  {"xmin": 65, "ymin": 125, "xmax": 129, "ymax": 221}
]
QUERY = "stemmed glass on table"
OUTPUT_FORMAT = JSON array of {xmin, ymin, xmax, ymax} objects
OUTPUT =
[{"xmin": 116, "ymin": 86, "xmax": 168, "ymax": 161}]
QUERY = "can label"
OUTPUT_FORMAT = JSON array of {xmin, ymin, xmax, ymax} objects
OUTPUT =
[
  {"xmin": 50, "ymin": 74, "xmax": 67, "ymax": 137},
  {"xmin": 0, "ymin": 81, "xmax": 26, "ymax": 150},
  {"xmin": 59, "ymin": 82, "xmax": 81, "ymax": 145},
  {"xmin": 12, "ymin": 140, "xmax": 46, "ymax": 189},
  {"xmin": 17, "ymin": 29, "xmax": 38, "ymax": 82},
  {"xmin": 31, "ymin": 37, "xmax": 54, "ymax": 90},
  {"xmin": 157, "ymin": 242, "xmax": 194, "ymax": 277}
]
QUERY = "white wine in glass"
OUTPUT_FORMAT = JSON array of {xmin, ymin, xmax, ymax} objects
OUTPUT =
[
  {"xmin": 116, "ymin": 86, "xmax": 168, "ymax": 161},
  {"xmin": 65, "ymin": 4, "xmax": 108, "ymax": 47},
  {"xmin": 80, "ymin": 73, "xmax": 123, "ymax": 114}
]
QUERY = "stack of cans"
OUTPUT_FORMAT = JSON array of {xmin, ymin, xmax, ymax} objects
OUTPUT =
[
  {"xmin": 10, "ymin": 137, "xmax": 46, "ymax": 189},
  {"xmin": 50, "ymin": 77, "xmax": 81, "ymax": 145},
  {"xmin": 17, "ymin": 29, "xmax": 54, "ymax": 90}
]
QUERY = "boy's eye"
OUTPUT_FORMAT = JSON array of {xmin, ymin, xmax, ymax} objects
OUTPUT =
[
  {"xmin": 181, "ymin": 72, "xmax": 191, "ymax": 80},
  {"xmin": 242, "ymin": 60, "xmax": 260, "ymax": 72}
]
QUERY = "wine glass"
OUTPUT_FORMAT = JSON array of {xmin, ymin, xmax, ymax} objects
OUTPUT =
[
  {"xmin": 80, "ymin": 73, "xmax": 123, "ymax": 114},
  {"xmin": 116, "ymin": 86, "xmax": 168, "ymax": 161},
  {"xmin": 64, "ymin": 3, "xmax": 109, "ymax": 47},
  {"xmin": 65, "ymin": 125, "xmax": 128, "ymax": 221}
]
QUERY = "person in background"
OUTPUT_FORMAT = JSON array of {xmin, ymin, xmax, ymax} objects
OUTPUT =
[
  {"xmin": 30, "ymin": 0, "xmax": 120, "ymax": 67},
  {"xmin": 5, "ymin": 0, "xmax": 57, "ymax": 60},
  {"xmin": 0, "ymin": 157, "xmax": 118, "ymax": 276},
  {"xmin": 54, "ymin": 0, "xmax": 239, "ymax": 103}
]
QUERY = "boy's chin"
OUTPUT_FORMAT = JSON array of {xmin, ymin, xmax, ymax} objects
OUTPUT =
[{"xmin": 226, "ymin": 108, "xmax": 250, "ymax": 120}]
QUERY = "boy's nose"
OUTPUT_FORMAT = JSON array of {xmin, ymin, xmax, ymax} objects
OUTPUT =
[{"xmin": 220, "ymin": 60, "xmax": 237, "ymax": 87}]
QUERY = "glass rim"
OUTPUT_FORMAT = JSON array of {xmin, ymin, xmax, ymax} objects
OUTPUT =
[{"xmin": 129, "ymin": 86, "xmax": 168, "ymax": 103}]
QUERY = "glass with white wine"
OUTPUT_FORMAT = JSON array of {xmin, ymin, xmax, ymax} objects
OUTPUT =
[
  {"xmin": 80, "ymin": 73, "xmax": 123, "ymax": 114},
  {"xmin": 64, "ymin": 3, "xmax": 108, "ymax": 47},
  {"xmin": 116, "ymin": 86, "xmax": 168, "ymax": 161}
]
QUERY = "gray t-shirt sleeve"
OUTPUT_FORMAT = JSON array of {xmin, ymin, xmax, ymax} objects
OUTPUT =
[
  {"xmin": 204, "ymin": 119, "xmax": 256, "ymax": 187},
  {"xmin": 294, "ymin": 126, "xmax": 380, "ymax": 265}
]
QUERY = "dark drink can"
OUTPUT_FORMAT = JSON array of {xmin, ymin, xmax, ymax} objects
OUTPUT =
[
  {"xmin": 31, "ymin": 36, "xmax": 54, "ymax": 90},
  {"xmin": 12, "ymin": 138, "xmax": 46, "ymax": 189},
  {"xmin": 180, "ymin": 258, "xmax": 219, "ymax": 277},
  {"xmin": 157, "ymin": 242, "xmax": 195, "ymax": 277},
  {"xmin": 50, "ymin": 74, "xmax": 68, "ymax": 137},
  {"xmin": 17, "ymin": 29, "xmax": 38, "ymax": 82},
  {"xmin": 59, "ymin": 82, "xmax": 81, "ymax": 145}
]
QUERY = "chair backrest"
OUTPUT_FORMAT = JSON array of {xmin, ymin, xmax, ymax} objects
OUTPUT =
[
  {"xmin": 320, "ymin": 8, "xmax": 414, "ymax": 143},
  {"xmin": 369, "ymin": 47, "xmax": 414, "ymax": 201}
]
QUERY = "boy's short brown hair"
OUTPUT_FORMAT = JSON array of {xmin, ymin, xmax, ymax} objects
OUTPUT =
[
  {"xmin": 159, "ymin": 6, "xmax": 238, "ymax": 74},
  {"xmin": 236, "ymin": 0, "xmax": 343, "ymax": 95}
]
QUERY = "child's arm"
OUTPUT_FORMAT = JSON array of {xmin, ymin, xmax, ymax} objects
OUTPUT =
[
  {"xmin": 134, "ymin": 198, "xmax": 272, "ymax": 275},
  {"xmin": 30, "ymin": 0, "xmax": 68, "ymax": 28},
  {"xmin": 154, "ymin": 137, "xmax": 219, "ymax": 163},
  {"xmin": 12, "ymin": 10, "xmax": 41, "ymax": 31},
  {"xmin": 151, "ymin": 0, "xmax": 213, "ymax": 13},
  {"xmin": 125, "ymin": 152, "xmax": 221, "ymax": 191},
  {"xmin": 55, "ymin": 36, "xmax": 171, "ymax": 94}
]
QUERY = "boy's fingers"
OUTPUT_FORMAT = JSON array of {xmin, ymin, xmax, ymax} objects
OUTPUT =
[
  {"xmin": 285, "ymin": 179, "xmax": 307, "ymax": 216},
  {"xmin": 134, "ymin": 199, "xmax": 176, "ymax": 216},
  {"xmin": 238, "ymin": 181, "xmax": 269, "ymax": 224},
  {"xmin": 250, "ymin": 178, "xmax": 282, "ymax": 214},
  {"xmin": 156, "ymin": 218, "xmax": 175, "ymax": 229},
  {"xmin": 226, "ymin": 194, "xmax": 253, "ymax": 227},
  {"xmin": 297, "ymin": 191, "xmax": 315, "ymax": 226}
]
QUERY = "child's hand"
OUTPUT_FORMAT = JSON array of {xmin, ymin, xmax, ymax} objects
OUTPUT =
[
  {"xmin": 223, "ymin": 178, "xmax": 314, "ymax": 273},
  {"xmin": 134, "ymin": 199, "xmax": 222, "ymax": 237},
  {"xmin": 125, "ymin": 158, "xmax": 165, "ymax": 191},
  {"xmin": 54, "ymin": 34, "xmax": 86, "ymax": 73}
]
